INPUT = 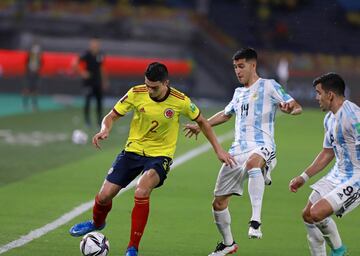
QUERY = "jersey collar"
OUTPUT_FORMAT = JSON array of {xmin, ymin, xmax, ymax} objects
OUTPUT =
[{"xmin": 150, "ymin": 86, "xmax": 171, "ymax": 102}]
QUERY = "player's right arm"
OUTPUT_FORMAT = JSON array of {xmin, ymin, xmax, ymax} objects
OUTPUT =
[
  {"xmin": 289, "ymin": 148, "xmax": 334, "ymax": 192},
  {"xmin": 184, "ymin": 110, "xmax": 232, "ymax": 139},
  {"xmin": 92, "ymin": 110, "xmax": 121, "ymax": 149}
]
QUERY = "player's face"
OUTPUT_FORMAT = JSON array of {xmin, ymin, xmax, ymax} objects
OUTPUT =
[
  {"xmin": 145, "ymin": 77, "xmax": 169, "ymax": 99},
  {"xmin": 233, "ymin": 59, "xmax": 254, "ymax": 85},
  {"xmin": 315, "ymin": 83, "xmax": 331, "ymax": 111},
  {"xmin": 89, "ymin": 39, "xmax": 100, "ymax": 53}
]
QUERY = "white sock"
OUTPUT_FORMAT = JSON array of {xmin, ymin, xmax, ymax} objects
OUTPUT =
[
  {"xmin": 304, "ymin": 222, "xmax": 326, "ymax": 256},
  {"xmin": 213, "ymin": 208, "xmax": 234, "ymax": 246},
  {"xmin": 247, "ymin": 168, "xmax": 264, "ymax": 223},
  {"xmin": 315, "ymin": 217, "xmax": 342, "ymax": 250}
]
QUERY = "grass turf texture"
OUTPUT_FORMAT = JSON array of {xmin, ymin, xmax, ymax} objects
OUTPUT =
[{"xmin": 0, "ymin": 107, "xmax": 359, "ymax": 255}]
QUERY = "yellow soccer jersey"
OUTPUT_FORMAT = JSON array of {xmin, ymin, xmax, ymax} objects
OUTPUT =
[{"xmin": 113, "ymin": 85, "xmax": 200, "ymax": 158}]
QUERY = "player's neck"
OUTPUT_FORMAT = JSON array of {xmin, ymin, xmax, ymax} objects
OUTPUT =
[
  {"xmin": 330, "ymin": 97, "xmax": 345, "ymax": 114},
  {"xmin": 151, "ymin": 86, "xmax": 170, "ymax": 102},
  {"xmin": 244, "ymin": 74, "xmax": 260, "ymax": 88}
]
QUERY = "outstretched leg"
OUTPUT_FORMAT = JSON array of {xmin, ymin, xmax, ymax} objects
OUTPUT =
[{"xmin": 69, "ymin": 180, "xmax": 121, "ymax": 237}]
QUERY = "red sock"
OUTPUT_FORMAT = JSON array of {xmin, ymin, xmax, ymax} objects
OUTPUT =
[
  {"xmin": 128, "ymin": 196, "xmax": 150, "ymax": 250},
  {"xmin": 93, "ymin": 194, "xmax": 112, "ymax": 228}
]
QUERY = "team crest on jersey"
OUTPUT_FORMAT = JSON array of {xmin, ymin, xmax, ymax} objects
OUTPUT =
[
  {"xmin": 252, "ymin": 93, "xmax": 258, "ymax": 100},
  {"xmin": 164, "ymin": 108, "xmax": 174, "ymax": 118}
]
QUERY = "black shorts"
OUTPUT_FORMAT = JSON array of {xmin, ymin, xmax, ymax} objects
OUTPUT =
[{"xmin": 106, "ymin": 151, "xmax": 172, "ymax": 188}]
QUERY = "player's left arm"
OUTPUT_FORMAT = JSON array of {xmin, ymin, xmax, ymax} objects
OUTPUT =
[
  {"xmin": 279, "ymin": 99, "xmax": 303, "ymax": 115},
  {"xmin": 289, "ymin": 147, "xmax": 334, "ymax": 192},
  {"xmin": 195, "ymin": 114, "xmax": 236, "ymax": 168}
]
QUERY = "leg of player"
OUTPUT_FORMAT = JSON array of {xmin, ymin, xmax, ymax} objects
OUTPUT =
[
  {"xmin": 208, "ymin": 195, "xmax": 238, "ymax": 256},
  {"xmin": 310, "ymin": 198, "xmax": 347, "ymax": 256},
  {"xmin": 84, "ymin": 89, "xmax": 92, "ymax": 127},
  {"xmin": 125, "ymin": 169, "xmax": 159, "ymax": 256},
  {"xmin": 95, "ymin": 88, "xmax": 103, "ymax": 127},
  {"xmin": 245, "ymin": 154, "xmax": 265, "ymax": 239},
  {"xmin": 69, "ymin": 180, "xmax": 121, "ymax": 237},
  {"xmin": 302, "ymin": 201, "xmax": 326, "ymax": 256}
]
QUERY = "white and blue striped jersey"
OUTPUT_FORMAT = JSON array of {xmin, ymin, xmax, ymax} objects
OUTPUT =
[
  {"xmin": 225, "ymin": 78, "xmax": 294, "ymax": 154},
  {"xmin": 323, "ymin": 100, "xmax": 360, "ymax": 185}
]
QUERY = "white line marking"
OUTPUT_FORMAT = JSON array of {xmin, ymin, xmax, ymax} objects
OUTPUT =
[{"xmin": 0, "ymin": 132, "xmax": 233, "ymax": 254}]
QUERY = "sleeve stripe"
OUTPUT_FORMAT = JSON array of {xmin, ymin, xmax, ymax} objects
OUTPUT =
[
  {"xmin": 170, "ymin": 92, "xmax": 185, "ymax": 100},
  {"xmin": 112, "ymin": 108, "xmax": 123, "ymax": 116}
]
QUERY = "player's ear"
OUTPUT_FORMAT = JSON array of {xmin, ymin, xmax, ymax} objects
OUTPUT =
[{"xmin": 163, "ymin": 79, "xmax": 170, "ymax": 87}]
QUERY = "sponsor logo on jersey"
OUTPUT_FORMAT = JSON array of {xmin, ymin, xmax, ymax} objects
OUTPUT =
[
  {"xmin": 164, "ymin": 108, "xmax": 174, "ymax": 119},
  {"xmin": 190, "ymin": 103, "xmax": 197, "ymax": 113}
]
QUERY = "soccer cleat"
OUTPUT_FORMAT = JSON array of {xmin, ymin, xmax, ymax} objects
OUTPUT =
[
  {"xmin": 248, "ymin": 220, "xmax": 262, "ymax": 239},
  {"xmin": 330, "ymin": 245, "xmax": 347, "ymax": 256},
  {"xmin": 69, "ymin": 220, "xmax": 105, "ymax": 237},
  {"xmin": 125, "ymin": 246, "xmax": 138, "ymax": 256},
  {"xmin": 208, "ymin": 241, "xmax": 238, "ymax": 256}
]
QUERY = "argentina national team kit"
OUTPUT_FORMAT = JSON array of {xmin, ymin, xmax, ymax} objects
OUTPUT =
[
  {"xmin": 215, "ymin": 78, "xmax": 294, "ymax": 196},
  {"xmin": 310, "ymin": 100, "xmax": 360, "ymax": 216}
]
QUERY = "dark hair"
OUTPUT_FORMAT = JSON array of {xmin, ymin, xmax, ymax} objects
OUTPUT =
[
  {"xmin": 313, "ymin": 72, "xmax": 345, "ymax": 96},
  {"xmin": 232, "ymin": 48, "xmax": 257, "ymax": 61},
  {"xmin": 145, "ymin": 62, "xmax": 168, "ymax": 82}
]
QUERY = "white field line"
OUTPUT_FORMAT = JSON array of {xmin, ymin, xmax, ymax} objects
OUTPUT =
[{"xmin": 0, "ymin": 132, "xmax": 233, "ymax": 254}]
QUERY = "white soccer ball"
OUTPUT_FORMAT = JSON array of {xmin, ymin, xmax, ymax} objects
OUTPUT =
[
  {"xmin": 80, "ymin": 232, "xmax": 110, "ymax": 256},
  {"xmin": 72, "ymin": 129, "xmax": 88, "ymax": 145}
]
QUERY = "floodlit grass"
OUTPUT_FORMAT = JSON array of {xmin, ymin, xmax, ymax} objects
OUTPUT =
[{"xmin": 0, "ymin": 107, "xmax": 359, "ymax": 255}]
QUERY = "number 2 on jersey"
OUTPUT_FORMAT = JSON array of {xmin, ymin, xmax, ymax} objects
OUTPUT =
[{"xmin": 149, "ymin": 120, "xmax": 159, "ymax": 133}]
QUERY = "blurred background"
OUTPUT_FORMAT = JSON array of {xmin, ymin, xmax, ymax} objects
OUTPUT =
[{"xmin": 0, "ymin": 0, "xmax": 359, "ymax": 117}]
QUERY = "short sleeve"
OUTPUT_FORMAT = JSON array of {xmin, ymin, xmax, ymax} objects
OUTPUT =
[
  {"xmin": 270, "ymin": 80, "xmax": 294, "ymax": 104},
  {"xmin": 113, "ymin": 88, "xmax": 134, "ymax": 116},
  {"xmin": 182, "ymin": 96, "xmax": 200, "ymax": 121},
  {"xmin": 224, "ymin": 90, "xmax": 238, "ymax": 115},
  {"xmin": 323, "ymin": 113, "xmax": 333, "ymax": 148}
]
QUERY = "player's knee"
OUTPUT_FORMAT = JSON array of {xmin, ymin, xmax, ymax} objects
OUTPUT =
[
  {"xmin": 96, "ymin": 193, "xmax": 112, "ymax": 205},
  {"xmin": 135, "ymin": 186, "xmax": 151, "ymax": 198},
  {"xmin": 212, "ymin": 198, "xmax": 227, "ymax": 211},
  {"xmin": 309, "ymin": 207, "xmax": 325, "ymax": 222},
  {"xmin": 302, "ymin": 207, "xmax": 313, "ymax": 223}
]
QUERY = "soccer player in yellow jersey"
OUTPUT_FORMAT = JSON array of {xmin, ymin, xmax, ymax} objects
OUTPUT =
[{"xmin": 69, "ymin": 62, "xmax": 235, "ymax": 256}]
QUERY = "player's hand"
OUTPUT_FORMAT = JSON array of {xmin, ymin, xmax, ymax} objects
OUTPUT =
[
  {"xmin": 289, "ymin": 176, "xmax": 305, "ymax": 193},
  {"xmin": 183, "ymin": 123, "xmax": 201, "ymax": 140},
  {"xmin": 279, "ymin": 102, "xmax": 292, "ymax": 113},
  {"xmin": 81, "ymin": 71, "xmax": 90, "ymax": 79},
  {"xmin": 216, "ymin": 149, "xmax": 237, "ymax": 168},
  {"xmin": 92, "ymin": 130, "xmax": 109, "ymax": 149}
]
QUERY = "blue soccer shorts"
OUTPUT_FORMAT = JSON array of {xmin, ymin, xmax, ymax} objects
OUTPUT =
[{"xmin": 106, "ymin": 150, "xmax": 172, "ymax": 188}]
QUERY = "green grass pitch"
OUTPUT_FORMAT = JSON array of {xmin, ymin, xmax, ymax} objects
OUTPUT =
[{"xmin": 0, "ymin": 107, "xmax": 358, "ymax": 255}]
